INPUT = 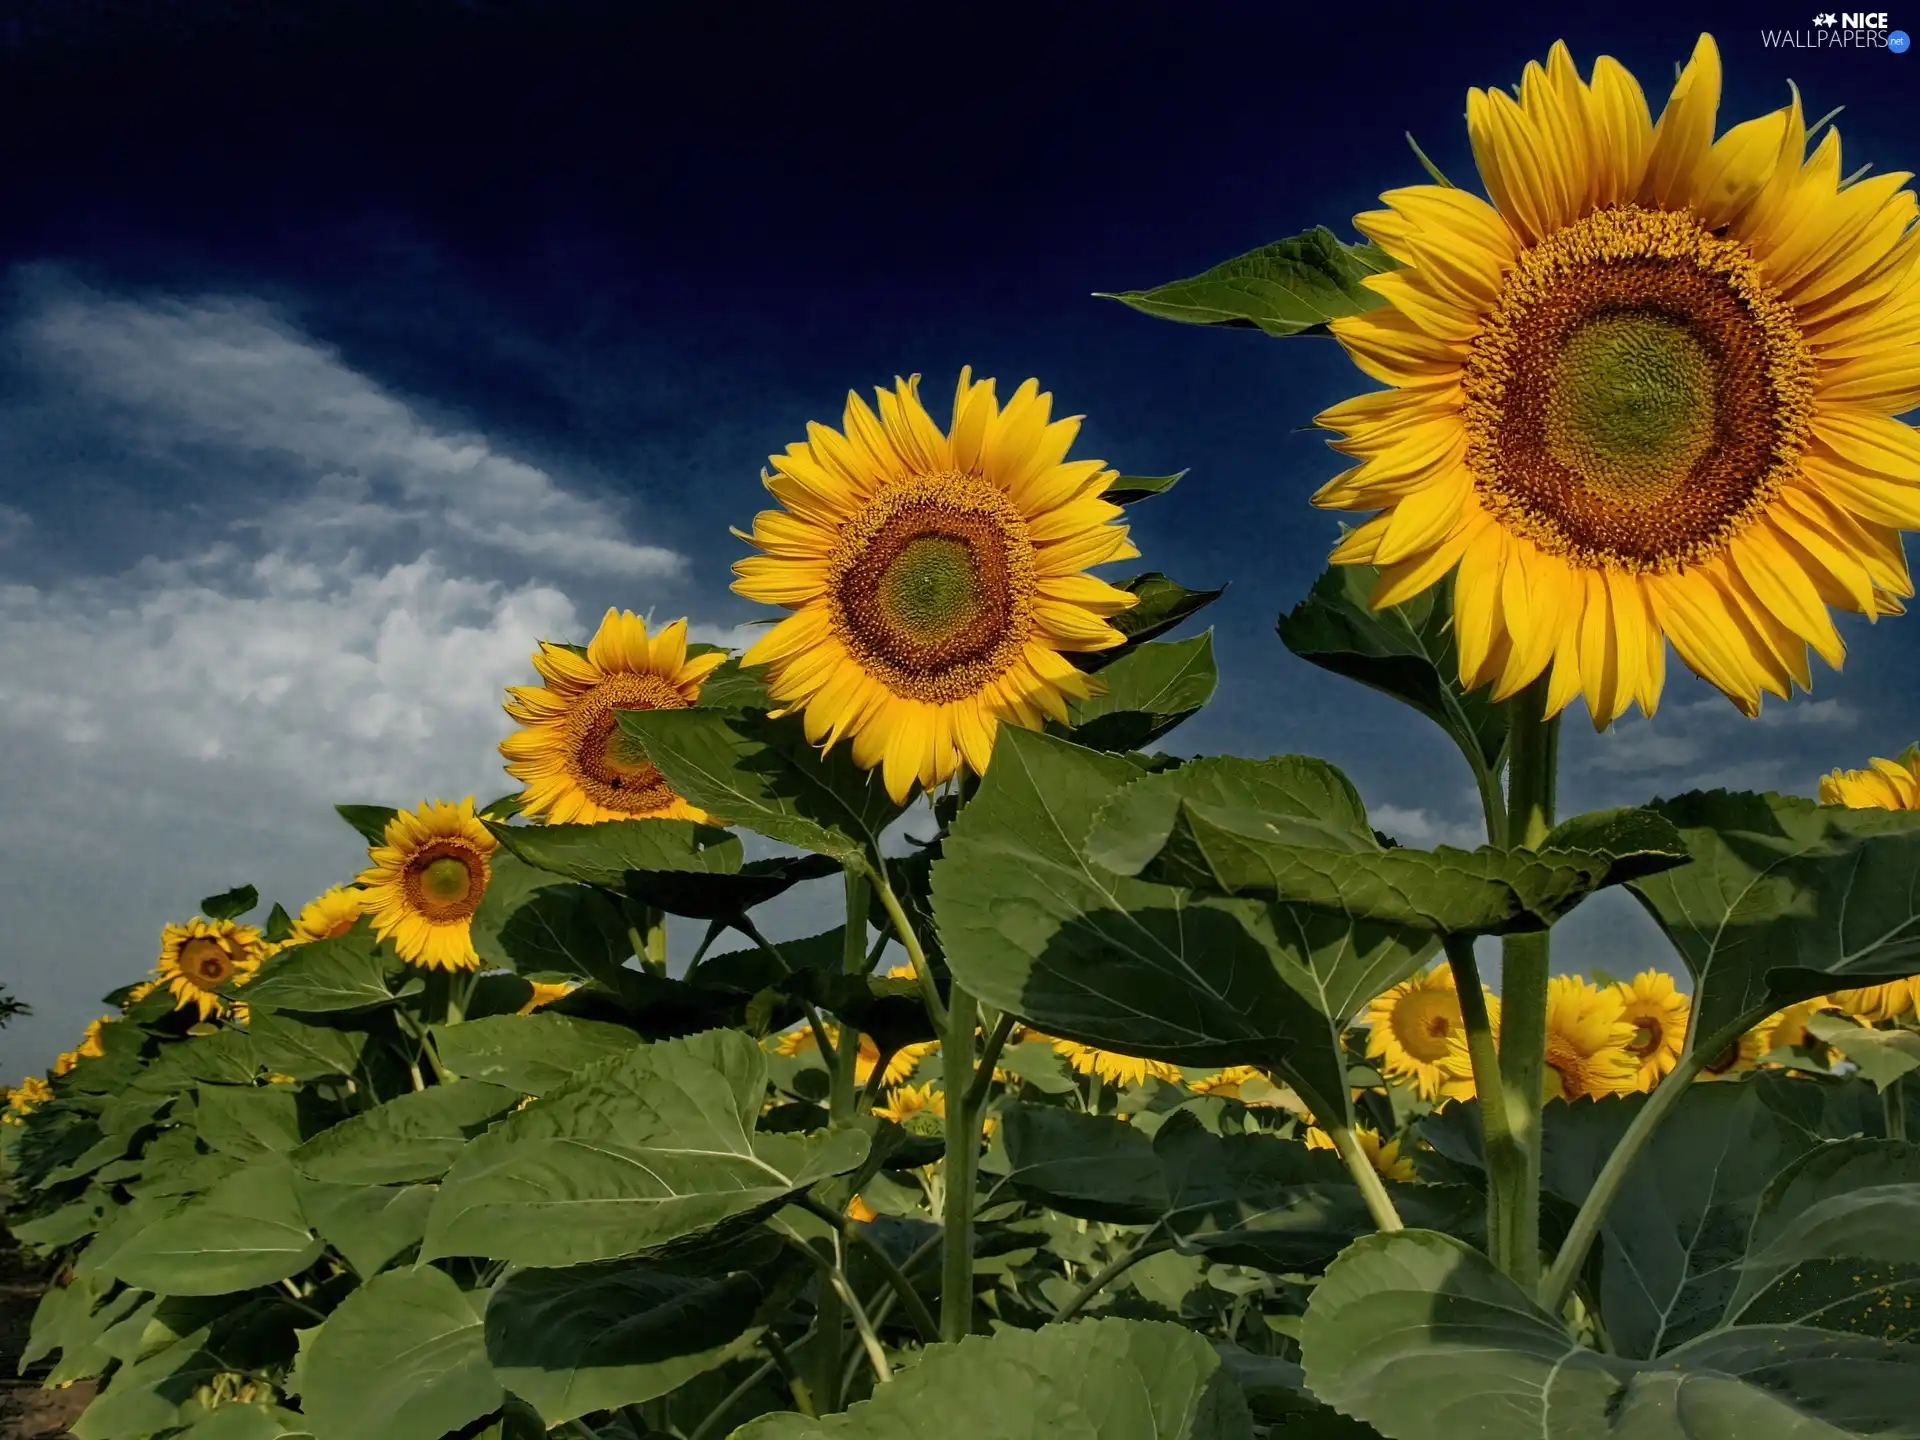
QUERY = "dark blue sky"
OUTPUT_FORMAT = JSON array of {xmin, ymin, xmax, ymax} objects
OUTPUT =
[{"xmin": 2, "ymin": 0, "xmax": 1918, "ymax": 1068}]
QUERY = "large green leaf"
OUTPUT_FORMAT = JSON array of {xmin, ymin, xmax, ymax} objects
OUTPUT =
[
  {"xmin": 486, "ymin": 817, "xmax": 741, "ymax": 889},
  {"xmin": 423, "ymin": 1029, "xmax": 869, "ymax": 1266},
  {"xmin": 70, "ymin": 1322, "xmax": 225, "ymax": 1440},
  {"xmin": 1630, "ymin": 791, "xmax": 1920, "ymax": 1042},
  {"xmin": 298, "ymin": 1180, "xmax": 435, "ymax": 1278},
  {"xmin": 104, "ymin": 1156, "xmax": 322, "ymax": 1296},
  {"xmin": 293, "ymin": 1266, "xmax": 500, "ymax": 1440},
  {"xmin": 245, "ymin": 1009, "xmax": 373, "ymax": 1083},
  {"xmin": 932, "ymin": 727, "xmax": 1434, "ymax": 1099},
  {"xmin": 1000, "ymin": 1103, "xmax": 1170, "ymax": 1225},
  {"xmin": 618, "ymin": 708, "xmax": 907, "ymax": 867},
  {"xmin": 468, "ymin": 851, "xmax": 576, "ymax": 973},
  {"xmin": 1277, "ymin": 565, "xmax": 1506, "ymax": 777},
  {"xmin": 131, "ymin": 1030, "xmax": 261, "ymax": 1094},
  {"xmin": 291, "ymin": 1079, "xmax": 521, "ymax": 1185},
  {"xmin": 193, "ymin": 1083, "xmax": 306, "ymax": 1160},
  {"xmin": 1098, "ymin": 227, "xmax": 1395, "ymax": 337},
  {"xmin": 734, "ymin": 1316, "xmax": 1255, "ymax": 1438},
  {"xmin": 488, "ymin": 881, "xmax": 635, "ymax": 983},
  {"xmin": 1090, "ymin": 756, "xmax": 1685, "ymax": 935},
  {"xmin": 1806, "ymin": 1014, "xmax": 1920, "ymax": 1091},
  {"xmin": 1064, "ymin": 632, "xmax": 1218, "ymax": 751},
  {"xmin": 173, "ymin": 1405, "xmax": 313, "ymax": 1438},
  {"xmin": 1727, "ymin": 1138, "xmax": 1920, "ymax": 1341},
  {"xmin": 1299, "ymin": 1229, "xmax": 1920, "ymax": 1439},
  {"xmin": 430, "ymin": 1013, "xmax": 642, "ymax": 1096},
  {"xmin": 484, "ymin": 1259, "xmax": 766, "ymax": 1425},
  {"xmin": 241, "ymin": 926, "xmax": 400, "ymax": 1014}
]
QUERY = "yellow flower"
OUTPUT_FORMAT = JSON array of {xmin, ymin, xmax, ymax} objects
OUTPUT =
[
  {"xmin": 1827, "ymin": 979, "xmax": 1915, "ymax": 1024},
  {"xmin": 874, "ymin": 1082, "xmax": 946, "ymax": 1126},
  {"xmin": 517, "ymin": 980, "xmax": 579, "ymax": 1014},
  {"xmin": 733, "ymin": 370, "xmax": 1141, "ymax": 802},
  {"xmin": 1614, "ymin": 970, "xmax": 1691, "ymax": 1091},
  {"xmin": 1543, "ymin": 975, "xmax": 1643, "ymax": 1101},
  {"xmin": 1050, "ymin": 1038, "xmax": 1180, "ymax": 1088},
  {"xmin": 1365, "ymin": 964, "xmax": 1501, "ymax": 1101},
  {"xmin": 847, "ymin": 1194, "xmax": 879, "ymax": 1224},
  {"xmin": 1758, "ymin": 996, "xmax": 1854, "ymax": 1063},
  {"xmin": 1697, "ymin": 1026, "xmax": 1766, "ymax": 1080},
  {"xmin": 500, "ymin": 611, "xmax": 727, "ymax": 825},
  {"xmin": 771, "ymin": 1024, "xmax": 935, "ymax": 1088},
  {"xmin": 1304, "ymin": 1124, "xmax": 1418, "ymax": 1183},
  {"xmin": 286, "ymin": 886, "xmax": 367, "ymax": 946},
  {"xmin": 153, "ymin": 917, "xmax": 270, "ymax": 1021},
  {"xmin": 1186, "ymin": 1065, "xmax": 1302, "ymax": 1110},
  {"xmin": 77, "ymin": 1017, "xmax": 111, "ymax": 1059},
  {"xmin": 357, "ymin": 799, "xmax": 499, "ymax": 971},
  {"xmin": 3, "ymin": 1075, "xmax": 53, "ymax": 1124},
  {"xmin": 51, "ymin": 1051, "xmax": 78, "ymax": 1078},
  {"xmin": 1318, "ymin": 35, "xmax": 1919, "ymax": 727},
  {"xmin": 1821, "ymin": 743, "xmax": 1920, "ymax": 811}
]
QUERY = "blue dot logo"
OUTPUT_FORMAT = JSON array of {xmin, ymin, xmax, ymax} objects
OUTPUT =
[{"xmin": 1892, "ymin": 28, "xmax": 1911, "ymax": 50}]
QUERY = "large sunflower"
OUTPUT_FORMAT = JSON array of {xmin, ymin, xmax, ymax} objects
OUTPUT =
[
  {"xmin": 1319, "ymin": 36, "xmax": 1920, "ymax": 725},
  {"xmin": 501, "ymin": 612, "xmax": 727, "ymax": 825},
  {"xmin": 1613, "ymin": 970, "xmax": 1690, "ymax": 1091},
  {"xmin": 1542, "ymin": 975, "xmax": 1642, "ymax": 1101},
  {"xmin": 358, "ymin": 799, "xmax": 499, "ymax": 971},
  {"xmin": 1365, "ymin": 964, "xmax": 1501, "ymax": 1100},
  {"xmin": 1820, "ymin": 742, "xmax": 1920, "ymax": 810},
  {"xmin": 153, "ymin": 917, "xmax": 269, "ymax": 1021},
  {"xmin": 733, "ymin": 371, "xmax": 1140, "ymax": 802}
]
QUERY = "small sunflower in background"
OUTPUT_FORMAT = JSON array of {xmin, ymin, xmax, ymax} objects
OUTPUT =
[
  {"xmin": 1820, "ymin": 744, "xmax": 1920, "ymax": 811},
  {"xmin": 285, "ymin": 886, "xmax": 366, "ymax": 946},
  {"xmin": 1304, "ymin": 1124, "xmax": 1418, "ymax": 1183},
  {"xmin": 151, "ymin": 917, "xmax": 270, "ymax": 1021},
  {"xmin": 1697, "ymin": 1025, "xmax": 1765, "ymax": 1081},
  {"xmin": 501, "ymin": 612, "xmax": 726, "ymax": 825},
  {"xmin": 3, "ymin": 1076, "xmax": 52, "ymax": 1125},
  {"xmin": 517, "ymin": 979, "xmax": 579, "ymax": 1015},
  {"xmin": 1542, "ymin": 976, "xmax": 1642, "ymax": 1101},
  {"xmin": 358, "ymin": 799, "xmax": 499, "ymax": 971},
  {"xmin": 874, "ymin": 1082, "xmax": 946, "ymax": 1129},
  {"xmin": 1049, "ymin": 1038, "xmax": 1180, "ymax": 1088},
  {"xmin": 733, "ymin": 370, "xmax": 1141, "ymax": 802},
  {"xmin": 1319, "ymin": 35, "xmax": 1920, "ymax": 726},
  {"xmin": 1365, "ymin": 964, "xmax": 1500, "ymax": 1101},
  {"xmin": 1613, "ymin": 971, "xmax": 1690, "ymax": 1091},
  {"xmin": 1827, "ymin": 979, "xmax": 1916, "ymax": 1024},
  {"xmin": 1758, "ymin": 996, "xmax": 1854, "ymax": 1065},
  {"xmin": 770, "ymin": 1024, "xmax": 934, "ymax": 1089}
]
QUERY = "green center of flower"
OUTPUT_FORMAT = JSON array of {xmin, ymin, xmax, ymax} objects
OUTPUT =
[
  {"xmin": 1545, "ymin": 310, "xmax": 1717, "ymax": 507},
  {"xmin": 878, "ymin": 537, "xmax": 983, "ymax": 643},
  {"xmin": 420, "ymin": 856, "xmax": 474, "ymax": 904},
  {"xmin": 403, "ymin": 842, "xmax": 489, "ymax": 922}
]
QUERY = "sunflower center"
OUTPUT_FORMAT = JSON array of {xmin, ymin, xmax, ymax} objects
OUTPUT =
[
  {"xmin": 562, "ymin": 673, "xmax": 688, "ymax": 816},
  {"xmin": 1627, "ymin": 1018, "xmax": 1664, "ymax": 1059},
  {"xmin": 1463, "ymin": 206, "xmax": 1814, "ymax": 573},
  {"xmin": 829, "ymin": 472, "xmax": 1035, "ymax": 704},
  {"xmin": 1392, "ymin": 992, "xmax": 1461, "ymax": 1063},
  {"xmin": 402, "ymin": 842, "xmax": 488, "ymax": 923},
  {"xmin": 178, "ymin": 937, "xmax": 235, "ymax": 989}
]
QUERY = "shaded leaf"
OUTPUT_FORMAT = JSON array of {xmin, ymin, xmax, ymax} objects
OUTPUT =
[
  {"xmin": 485, "ymin": 818, "xmax": 741, "ymax": 890},
  {"xmin": 193, "ymin": 1083, "xmax": 306, "ymax": 1160},
  {"xmin": 1001, "ymin": 1103, "xmax": 1169, "ymax": 1224},
  {"xmin": 1104, "ymin": 471, "xmax": 1189, "ymax": 504},
  {"xmin": 1065, "ymin": 632, "xmax": 1217, "ymax": 751},
  {"xmin": 430, "ymin": 1013, "xmax": 642, "ymax": 1097},
  {"xmin": 105, "ymin": 1157, "xmax": 322, "ymax": 1296},
  {"xmin": 1807, "ymin": 1014, "xmax": 1920, "ymax": 1091},
  {"xmin": 625, "ymin": 852, "xmax": 842, "ymax": 923},
  {"xmin": 246, "ymin": 1009, "xmax": 373, "ymax": 1083}
]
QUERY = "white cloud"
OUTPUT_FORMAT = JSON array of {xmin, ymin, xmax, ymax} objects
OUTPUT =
[
  {"xmin": 1370, "ymin": 803, "xmax": 1484, "ymax": 849},
  {"xmin": 0, "ymin": 503, "xmax": 28, "ymax": 549}
]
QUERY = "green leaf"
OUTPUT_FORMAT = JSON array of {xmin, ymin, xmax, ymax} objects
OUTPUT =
[
  {"xmin": 1001, "ymin": 1103, "xmax": 1169, "ymax": 1224},
  {"xmin": 479, "ymin": 790, "xmax": 526, "ymax": 821},
  {"xmin": 1063, "ymin": 632, "xmax": 1217, "ymax": 752},
  {"xmin": 430, "ymin": 1013, "xmax": 642, "ymax": 1097},
  {"xmin": 489, "ymin": 882, "xmax": 636, "ymax": 984},
  {"xmin": 298, "ymin": 1180, "xmax": 435, "ymax": 1279},
  {"xmin": 199, "ymin": 884, "xmax": 259, "ymax": 921},
  {"xmin": 173, "ymin": 1404, "xmax": 313, "ymax": 1438},
  {"xmin": 1299, "ymin": 1229, "xmax": 1920, "ymax": 1440},
  {"xmin": 932, "ymin": 728, "xmax": 1434, "ymax": 1105},
  {"xmin": 291, "ymin": 1079, "xmax": 522, "ymax": 1185},
  {"xmin": 734, "ymin": 1316, "xmax": 1255, "ymax": 1438},
  {"xmin": 1630, "ymin": 791, "xmax": 1920, "ymax": 1043},
  {"xmin": 194, "ymin": 1083, "xmax": 306, "ymax": 1160},
  {"xmin": 689, "ymin": 653, "xmax": 770, "ymax": 712},
  {"xmin": 624, "ymin": 852, "xmax": 843, "ymax": 923},
  {"xmin": 262, "ymin": 902, "xmax": 296, "ymax": 946},
  {"xmin": 1092, "ymin": 572, "xmax": 1226, "ymax": 663},
  {"xmin": 1098, "ymin": 227, "xmax": 1395, "ymax": 338},
  {"xmin": 1278, "ymin": 565, "xmax": 1507, "ymax": 777},
  {"xmin": 1807, "ymin": 1013, "xmax": 1920, "ymax": 1090},
  {"xmin": 424, "ymin": 1029, "xmax": 869, "ymax": 1266},
  {"xmin": 484, "ymin": 1259, "xmax": 766, "ymax": 1425},
  {"xmin": 468, "ymin": 850, "xmax": 578, "ymax": 973},
  {"xmin": 11, "ymin": 1193, "xmax": 108, "ymax": 1248},
  {"xmin": 105, "ymin": 1157, "xmax": 322, "ymax": 1296},
  {"xmin": 293, "ymin": 1266, "xmax": 500, "ymax": 1440},
  {"xmin": 618, "ymin": 708, "xmax": 907, "ymax": 867},
  {"xmin": 131, "ymin": 1030, "xmax": 261, "ymax": 1094},
  {"xmin": 70, "ymin": 1323, "xmax": 224, "ymax": 1440},
  {"xmin": 485, "ymin": 817, "xmax": 741, "ymax": 889},
  {"xmin": 1092, "ymin": 756, "xmax": 1686, "ymax": 935},
  {"xmin": 335, "ymin": 803, "xmax": 398, "ymax": 845},
  {"xmin": 242, "ymin": 926, "xmax": 399, "ymax": 1014},
  {"xmin": 245, "ymin": 1009, "xmax": 372, "ymax": 1083},
  {"xmin": 1104, "ymin": 470, "xmax": 1189, "ymax": 505},
  {"xmin": 1727, "ymin": 1138, "xmax": 1920, "ymax": 1341}
]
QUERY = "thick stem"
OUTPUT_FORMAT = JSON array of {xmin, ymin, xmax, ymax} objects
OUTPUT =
[
  {"xmin": 1886, "ymin": 1075, "xmax": 1910, "ymax": 1142},
  {"xmin": 1052, "ymin": 1232, "xmax": 1175, "ymax": 1322},
  {"xmin": 842, "ymin": 871, "xmax": 872, "ymax": 976},
  {"xmin": 1443, "ymin": 933, "xmax": 1524, "ymax": 1278},
  {"xmin": 1540, "ymin": 1015, "xmax": 1749, "ymax": 1314},
  {"xmin": 1473, "ymin": 754, "xmax": 1510, "ymax": 849},
  {"xmin": 938, "ymin": 981, "xmax": 978, "ymax": 1342}
]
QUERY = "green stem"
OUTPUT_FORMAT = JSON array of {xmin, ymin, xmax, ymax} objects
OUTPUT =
[
  {"xmin": 1540, "ymin": 1015, "xmax": 1748, "ymax": 1315},
  {"xmin": 1443, "ymin": 932, "xmax": 1523, "ymax": 1277},
  {"xmin": 800, "ymin": 1195, "xmax": 941, "ymax": 1344},
  {"xmin": 1473, "ymin": 754, "xmax": 1510, "ymax": 848},
  {"xmin": 1281, "ymin": 1062, "xmax": 1404, "ymax": 1233},
  {"xmin": 1493, "ymin": 675, "xmax": 1559, "ymax": 1294},
  {"xmin": 644, "ymin": 906, "xmax": 668, "ymax": 972},
  {"xmin": 843, "ymin": 871, "xmax": 872, "ymax": 975},
  {"xmin": 938, "ymin": 979, "xmax": 979, "ymax": 1342},
  {"xmin": 962, "ymin": 1011, "xmax": 1016, "ymax": 1114},
  {"xmin": 1052, "ymin": 1232, "xmax": 1175, "ymax": 1321},
  {"xmin": 772, "ymin": 1220, "xmax": 892, "ymax": 1386},
  {"xmin": 828, "ymin": 873, "xmax": 873, "ymax": 1123},
  {"xmin": 1887, "ymin": 1074, "xmax": 1910, "ymax": 1142},
  {"xmin": 870, "ymin": 861, "xmax": 946, "ymax": 1031},
  {"xmin": 688, "ymin": 1356, "xmax": 782, "ymax": 1440},
  {"xmin": 761, "ymin": 1330, "xmax": 817, "ymax": 1419}
]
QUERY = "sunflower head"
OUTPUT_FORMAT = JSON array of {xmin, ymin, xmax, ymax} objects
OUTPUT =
[
  {"xmin": 287, "ymin": 886, "xmax": 367, "ymax": 946},
  {"xmin": 1613, "ymin": 970, "xmax": 1691, "ymax": 1090},
  {"xmin": 1365, "ymin": 964, "xmax": 1502, "ymax": 1100},
  {"xmin": 1049, "ymin": 1038, "xmax": 1180, "ymax": 1089},
  {"xmin": 3, "ymin": 1075, "xmax": 52, "ymax": 1125},
  {"xmin": 1543, "ymin": 975, "xmax": 1643, "ymax": 1101},
  {"xmin": 77, "ymin": 1017, "xmax": 112, "ymax": 1059},
  {"xmin": 1320, "ymin": 35, "xmax": 1920, "ymax": 728},
  {"xmin": 1827, "ymin": 979, "xmax": 1917, "ymax": 1024},
  {"xmin": 1820, "ymin": 744, "xmax": 1920, "ymax": 811},
  {"xmin": 1303, "ymin": 1124, "xmax": 1418, "ymax": 1182},
  {"xmin": 733, "ymin": 371, "xmax": 1141, "ymax": 802},
  {"xmin": 501, "ymin": 612, "xmax": 727, "ymax": 825},
  {"xmin": 154, "ymin": 917, "xmax": 270, "ymax": 1021},
  {"xmin": 1758, "ymin": 995, "xmax": 1851, "ymax": 1063},
  {"xmin": 1698, "ymin": 1024, "xmax": 1766, "ymax": 1080},
  {"xmin": 874, "ymin": 1081, "xmax": 947, "ymax": 1134},
  {"xmin": 357, "ymin": 799, "xmax": 499, "ymax": 972}
]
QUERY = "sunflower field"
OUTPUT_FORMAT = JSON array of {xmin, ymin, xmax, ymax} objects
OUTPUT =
[{"xmin": 9, "ymin": 29, "xmax": 1920, "ymax": 1440}]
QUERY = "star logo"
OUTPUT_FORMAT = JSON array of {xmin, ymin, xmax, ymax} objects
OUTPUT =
[{"xmin": 1814, "ymin": 11, "xmax": 1837, "ymax": 22}]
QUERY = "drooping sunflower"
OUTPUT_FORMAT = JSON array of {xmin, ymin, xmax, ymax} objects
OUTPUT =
[
  {"xmin": 1820, "ymin": 743, "xmax": 1920, "ymax": 810},
  {"xmin": 771, "ymin": 1024, "xmax": 936, "ymax": 1089},
  {"xmin": 1613, "ymin": 970, "xmax": 1691, "ymax": 1091},
  {"xmin": 1050, "ymin": 1038, "xmax": 1181, "ymax": 1089},
  {"xmin": 152, "ymin": 917, "xmax": 270, "ymax": 1021},
  {"xmin": 286, "ymin": 886, "xmax": 366, "ymax": 946},
  {"xmin": 1697, "ymin": 1025, "xmax": 1766, "ymax": 1080},
  {"xmin": 1319, "ymin": 35, "xmax": 1920, "ymax": 726},
  {"xmin": 733, "ymin": 371, "xmax": 1141, "ymax": 802},
  {"xmin": 358, "ymin": 799, "xmax": 499, "ymax": 972},
  {"xmin": 501, "ymin": 612, "xmax": 727, "ymax": 825},
  {"xmin": 1542, "ymin": 975, "xmax": 1642, "ymax": 1101},
  {"xmin": 1365, "ymin": 964, "xmax": 1501, "ymax": 1100},
  {"xmin": 1827, "ymin": 979, "xmax": 1916, "ymax": 1023},
  {"xmin": 1758, "ymin": 995, "xmax": 1854, "ymax": 1063},
  {"xmin": 1304, "ymin": 1124, "xmax": 1419, "ymax": 1183}
]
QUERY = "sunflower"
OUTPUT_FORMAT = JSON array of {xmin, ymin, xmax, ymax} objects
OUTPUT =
[
  {"xmin": 77, "ymin": 1017, "xmax": 111, "ymax": 1059},
  {"xmin": 51, "ymin": 1051, "xmax": 78, "ymax": 1078},
  {"xmin": 771, "ymin": 1024, "xmax": 936, "ymax": 1088},
  {"xmin": 1542, "ymin": 975, "xmax": 1642, "ymax": 1101},
  {"xmin": 1614, "ymin": 970, "xmax": 1691, "ymax": 1091},
  {"xmin": 2, "ymin": 1076, "xmax": 51, "ymax": 1126},
  {"xmin": 501, "ymin": 612, "xmax": 727, "ymax": 825},
  {"xmin": 1696, "ymin": 1025, "xmax": 1765, "ymax": 1080},
  {"xmin": 1365, "ymin": 964, "xmax": 1502, "ymax": 1100},
  {"xmin": 733, "ymin": 370, "xmax": 1141, "ymax": 803},
  {"xmin": 1758, "ymin": 995, "xmax": 1853, "ymax": 1062},
  {"xmin": 1827, "ymin": 979, "xmax": 1916, "ymax": 1023},
  {"xmin": 1186, "ymin": 1066, "xmax": 1303, "ymax": 1110},
  {"xmin": 517, "ymin": 980, "xmax": 579, "ymax": 1015},
  {"xmin": 1318, "ymin": 36, "xmax": 1920, "ymax": 726},
  {"xmin": 358, "ymin": 799, "xmax": 499, "ymax": 972},
  {"xmin": 1304, "ymin": 1124, "xmax": 1419, "ymax": 1183},
  {"xmin": 874, "ymin": 1082, "xmax": 946, "ymax": 1128},
  {"xmin": 286, "ymin": 886, "xmax": 366, "ymax": 946},
  {"xmin": 1821, "ymin": 743, "xmax": 1920, "ymax": 810},
  {"xmin": 847, "ymin": 1194, "xmax": 880, "ymax": 1224},
  {"xmin": 152, "ymin": 917, "xmax": 270, "ymax": 1021},
  {"xmin": 1050, "ymin": 1038, "xmax": 1181, "ymax": 1089}
]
